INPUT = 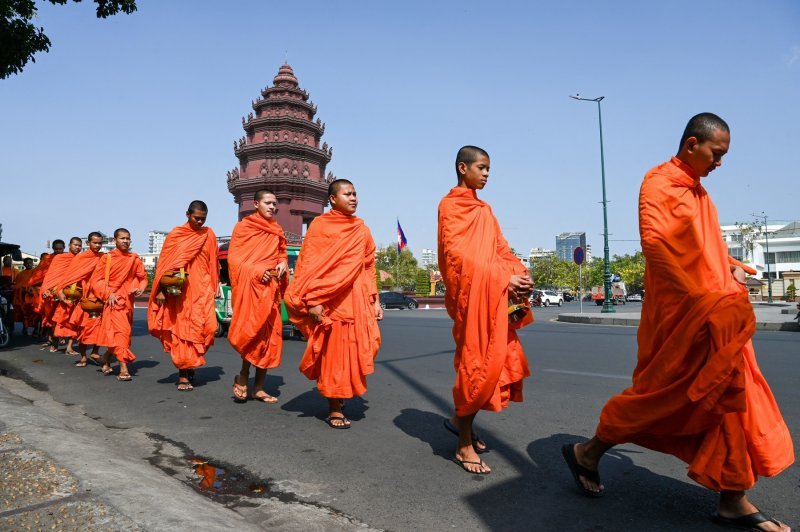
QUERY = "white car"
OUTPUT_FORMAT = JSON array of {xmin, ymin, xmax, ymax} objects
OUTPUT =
[
  {"xmin": 626, "ymin": 293, "xmax": 643, "ymax": 302},
  {"xmin": 534, "ymin": 290, "xmax": 563, "ymax": 307}
]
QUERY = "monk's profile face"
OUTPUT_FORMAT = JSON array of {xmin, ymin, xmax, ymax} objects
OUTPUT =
[
  {"xmin": 683, "ymin": 129, "xmax": 730, "ymax": 178},
  {"xmin": 88, "ymin": 236, "xmax": 103, "ymax": 253},
  {"xmin": 23, "ymin": 259, "xmax": 34, "ymax": 270},
  {"xmin": 115, "ymin": 232, "xmax": 132, "ymax": 252},
  {"xmin": 52, "ymin": 242, "xmax": 65, "ymax": 254},
  {"xmin": 330, "ymin": 184, "xmax": 357, "ymax": 215},
  {"xmin": 187, "ymin": 210, "xmax": 207, "ymax": 230},
  {"xmin": 254, "ymin": 194, "xmax": 278, "ymax": 220},
  {"xmin": 69, "ymin": 240, "xmax": 82, "ymax": 255},
  {"xmin": 457, "ymin": 155, "xmax": 490, "ymax": 190}
]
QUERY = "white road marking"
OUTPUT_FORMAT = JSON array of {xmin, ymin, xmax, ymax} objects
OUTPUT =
[{"xmin": 542, "ymin": 369, "xmax": 631, "ymax": 381}]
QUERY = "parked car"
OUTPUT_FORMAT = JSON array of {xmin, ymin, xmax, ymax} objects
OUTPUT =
[
  {"xmin": 626, "ymin": 293, "xmax": 643, "ymax": 302},
  {"xmin": 532, "ymin": 289, "xmax": 563, "ymax": 307},
  {"xmin": 562, "ymin": 291, "xmax": 575, "ymax": 302},
  {"xmin": 379, "ymin": 292, "xmax": 419, "ymax": 310}
]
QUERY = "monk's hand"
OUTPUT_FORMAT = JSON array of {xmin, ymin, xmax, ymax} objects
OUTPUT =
[
  {"xmin": 133, "ymin": 288, "xmax": 143, "ymax": 297},
  {"xmin": 309, "ymin": 304, "xmax": 325, "ymax": 322},
  {"xmin": 57, "ymin": 290, "xmax": 67, "ymax": 301},
  {"xmin": 731, "ymin": 265, "xmax": 747, "ymax": 285},
  {"xmin": 374, "ymin": 300, "xmax": 384, "ymax": 321},
  {"xmin": 261, "ymin": 270, "xmax": 273, "ymax": 284},
  {"xmin": 509, "ymin": 274, "xmax": 534, "ymax": 299},
  {"xmin": 155, "ymin": 291, "xmax": 166, "ymax": 305},
  {"xmin": 275, "ymin": 261, "xmax": 288, "ymax": 279},
  {"xmin": 107, "ymin": 292, "xmax": 118, "ymax": 308}
]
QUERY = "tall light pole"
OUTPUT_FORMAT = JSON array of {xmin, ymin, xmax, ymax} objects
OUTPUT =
[
  {"xmin": 571, "ymin": 94, "xmax": 615, "ymax": 313},
  {"xmin": 752, "ymin": 211, "xmax": 773, "ymax": 303}
]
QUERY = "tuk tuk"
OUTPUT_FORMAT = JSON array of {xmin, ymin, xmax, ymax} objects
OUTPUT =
[{"xmin": 215, "ymin": 243, "xmax": 301, "ymax": 338}]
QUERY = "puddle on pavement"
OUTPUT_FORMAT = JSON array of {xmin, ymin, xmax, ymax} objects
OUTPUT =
[{"xmin": 190, "ymin": 458, "xmax": 269, "ymax": 495}]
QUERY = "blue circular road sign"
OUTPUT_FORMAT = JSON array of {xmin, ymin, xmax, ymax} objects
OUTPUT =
[{"xmin": 573, "ymin": 246, "xmax": 585, "ymax": 265}]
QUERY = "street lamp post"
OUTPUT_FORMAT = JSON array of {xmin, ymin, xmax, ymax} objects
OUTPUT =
[
  {"xmin": 753, "ymin": 211, "xmax": 773, "ymax": 303},
  {"xmin": 571, "ymin": 94, "xmax": 615, "ymax": 313}
]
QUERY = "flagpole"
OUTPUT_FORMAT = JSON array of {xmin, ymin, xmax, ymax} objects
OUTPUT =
[{"xmin": 396, "ymin": 217, "xmax": 400, "ymax": 291}]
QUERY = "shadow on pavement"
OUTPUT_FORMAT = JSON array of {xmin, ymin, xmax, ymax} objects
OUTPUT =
[
  {"xmin": 155, "ymin": 365, "xmax": 225, "ymax": 387},
  {"xmin": 461, "ymin": 433, "xmax": 714, "ymax": 531},
  {"xmin": 281, "ymin": 388, "xmax": 369, "ymax": 421},
  {"xmin": 392, "ymin": 408, "xmax": 452, "ymax": 459}
]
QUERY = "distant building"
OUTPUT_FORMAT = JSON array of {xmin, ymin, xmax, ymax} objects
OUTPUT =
[
  {"xmin": 529, "ymin": 247, "xmax": 555, "ymax": 260},
  {"xmin": 148, "ymin": 231, "xmax": 169, "ymax": 254},
  {"xmin": 555, "ymin": 232, "xmax": 587, "ymax": 261},
  {"xmin": 420, "ymin": 248, "xmax": 438, "ymax": 269},
  {"xmin": 81, "ymin": 232, "xmax": 115, "ymax": 253},
  {"xmin": 139, "ymin": 252, "xmax": 159, "ymax": 273},
  {"xmin": 722, "ymin": 221, "xmax": 800, "ymax": 280}
]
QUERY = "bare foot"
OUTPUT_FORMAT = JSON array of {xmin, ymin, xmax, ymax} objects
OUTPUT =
[
  {"xmin": 455, "ymin": 443, "xmax": 490, "ymax": 474},
  {"xmin": 251, "ymin": 390, "xmax": 278, "ymax": 403},
  {"xmin": 718, "ymin": 492, "xmax": 790, "ymax": 532},
  {"xmin": 449, "ymin": 416, "xmax": 487, "ymax": 452}
]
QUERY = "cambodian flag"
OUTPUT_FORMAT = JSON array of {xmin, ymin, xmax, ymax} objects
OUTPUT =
[{"xmin": 397, "ymin": 219, "xmax": 408, "ymax": 254}]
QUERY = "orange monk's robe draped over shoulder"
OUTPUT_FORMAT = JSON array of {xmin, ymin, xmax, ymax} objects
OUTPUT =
[
  {"xmin": 438, "ymin": 187, "xmax": 533, "ymax": 417},
  {"xmin": 147, "ymin": 224, "xmax": 218, "ymax": 370},
  {"xmin": 12, "ymin": 269, "xmax": 33, "ymax": 323},
  {"xmin": 227, "ymin": 214, "xmax": 288, "ymax": 369},
  {"xmin": 91, "ymin": 249, "xmax": 147, "ymax": 364},
  {"xmin": 41, "ymin": 253, "xmax": 77, "ymax": 331},
  {"xmin": 26, "ymin": 253, "xmax": 55, "ymax": 322},
  {"xmin": 285, "ymin": 210, "xmax": 381, "ymax": 398},
  {"xmin": 57, "ymin": 250, "xmax": 106, "ymax": 345},
  {"xmin": 596, "ymin": 157, "xmax": 794, "ymax": 491}
]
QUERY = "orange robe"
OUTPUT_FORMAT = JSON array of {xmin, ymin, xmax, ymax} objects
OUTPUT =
[
  {"xmin": 438, "ymin": 186, "xmax": 533, "ymax": 416},
  {"xmin": 42, "ymin": 252, "xmax": 79, "ymax": 338},
  {"xmin": 12, "ymin": 268, "xmax": 34, "ymax": 324},
  {"xmin": 26, "ymin": 254, "xmax": 55, "ymax": 324},
  {"xmin": 227, "ymin": 214, "xmax": 288, "ymax": 369},
  {"xmin": 91, "ymin": 249, "xmax": 147, "ymax": 364},
  {"xmin": 1, "ymin": 265, "xmax": 16, "ymax": 281},
  {"xmin": 56, "ymin": 250, "xmax": 106, "ymax": 345},
  {"xmin": 285, "ymin": 210, "xmax": 381, "ymax": 398},
  {"xmin": 596, "ymin": 157, "xmax": 794, "ymax": 491},
  {"xmin": 147, "ymin": 224, "xmax": 218, "ymax": 370}
]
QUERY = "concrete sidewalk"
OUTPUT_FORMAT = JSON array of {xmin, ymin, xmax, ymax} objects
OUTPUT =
[
  {"xmin": 0, "ymin": 376, "xmax": 376, "ymax": 531},
  {"xmin": 557, "ymin": 302, "xmax": 800, "ymax": 331}
]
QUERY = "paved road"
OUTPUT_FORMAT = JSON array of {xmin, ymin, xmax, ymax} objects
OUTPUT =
[{"xmin": 1, "ymin": 303, "xmax": 798, "ymax": 531}]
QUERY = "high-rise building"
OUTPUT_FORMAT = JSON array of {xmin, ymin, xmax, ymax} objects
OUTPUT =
[
  {"xmin": 148, "ymin": 230, "xmax": 169, "ymax": 254},
  {"xmin": 555, "ymin": 232, "xmax": 586, "ymax": 261},
  {"xmin": 420, "ymin": 248, "xmax": 438, "ymax": 269}
]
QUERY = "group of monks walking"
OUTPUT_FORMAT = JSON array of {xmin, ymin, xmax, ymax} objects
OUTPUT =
[{"xmin": 2, "ymin": 113, "xmax": 794, "ymax": 530}]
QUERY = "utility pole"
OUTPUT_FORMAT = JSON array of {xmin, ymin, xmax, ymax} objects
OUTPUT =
[{"xmin": 752, "ymin": 211, "xmax": 773, "ymax": 303}]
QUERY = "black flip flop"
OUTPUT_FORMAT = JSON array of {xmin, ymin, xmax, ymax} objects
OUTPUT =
[
  {"xmin": 326, "ymin": 415, "xmax": 351, "ymax": 429},
  {"xmin": 452, "ymin": 457, "xmax": 490, "ymax": 475},
  {"xmin": 561, "ymin": 443, "xmax": 604, "ymax": 498},
  {"xmin": 443, "ymin": 419, "xmax": 488, "ymax": 454},
  {"xmin": 711, "ymin": 511, "xmax": 783, "ymax": 531}
]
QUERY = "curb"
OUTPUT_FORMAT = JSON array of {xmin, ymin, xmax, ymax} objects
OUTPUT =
[{"xmin": 556, "ymin": 313, "xmax": 800, "ymax": 332}]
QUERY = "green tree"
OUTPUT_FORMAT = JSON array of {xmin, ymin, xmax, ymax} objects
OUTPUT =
[
  {"xmin": 414, "ymin": 269, "xmax": 431, "ymax": 296},
  {"xmin": 375, "ymin": 247, "xmax": 418, "ymax": 290},
  {"xmin": 1, "ymin": 0, "xmax": 138, "ymax": 79}
]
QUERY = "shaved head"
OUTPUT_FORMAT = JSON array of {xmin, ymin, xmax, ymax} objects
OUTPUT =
[
  {"xmin": 187, "ymin": 200, "xmax": 208, "ymax": 214},
  {"xmin": 327, "ymin": 179, "xmax": 353, "ymax": 199},
  {"xmin": 678, "ymin": 113, "xmax": 729, "ymax": 153},
  {"xmin": 254, "ymin": 189, "xmax": 277, "ymax": 202},
  {"xmin": 455, "ymin": 145, "xmax": 489, "ymax": 176},
  {"xmin": 113, "ymin": 227, "xmax": 130, "ymax": 238}
]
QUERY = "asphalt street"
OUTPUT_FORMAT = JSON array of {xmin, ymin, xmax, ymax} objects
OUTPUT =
[{"xmin": 1, "ymin": 302, "xmax": 798, "ymax": 531}]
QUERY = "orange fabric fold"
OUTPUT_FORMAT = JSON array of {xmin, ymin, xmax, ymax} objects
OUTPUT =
[
  {"xmin": 595, "ymin": 157, "xmax": 794, "ymax": 491},
  {"xmin": 26, "ymin": 254, "xmax": 55, "ymax": 321},
  {"xmin": 147, "ymin": 224, "xmax": 218, "ymax": 370},
  {"xmin": 285, "ymin": 210, "xmax": 381, "ymax": 398},
  {"xmin": 55, "ymin": 249, "xmax": 106, "ymax": 344},
  {"xmin": 12, "ymin": 268, "xmax": 34, "ymax": 323},
  {"xmin": 91, "ymin": 249, "xmax": 147, "ymax": 364},
  {"xmin": 227, "ymin": 214, "xmax": 288, "ymax": 369},
  {"xmin": 438, "ymin": 186, "xmax": 532, "ymax": 416},
  {"xmin": 40, "ymin": 253, "xmax": 77, "ymax": 328}
]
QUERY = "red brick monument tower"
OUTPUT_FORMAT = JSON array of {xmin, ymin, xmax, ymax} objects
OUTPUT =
[{"xmin": 226, "ymin": 64, "xmax": 335, "ymax": 242}]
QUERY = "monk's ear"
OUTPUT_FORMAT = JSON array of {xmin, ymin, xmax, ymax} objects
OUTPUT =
[
  {"xmin": 456, "ymin": 161, "xmax": 467, "ymax": 177},
  {"xmin": 684, "ymin": 136, "xmax": 699, "ymax": 153}
]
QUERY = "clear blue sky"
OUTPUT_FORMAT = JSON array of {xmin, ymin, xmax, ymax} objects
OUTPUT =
[{"xmin": 2, "ymin": 0, "xmax": 798, "ymax": 259}]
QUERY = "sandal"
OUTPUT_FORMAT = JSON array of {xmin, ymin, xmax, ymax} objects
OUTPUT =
[
  {"xmin": 87, "ymin": 355, "xmax": 102, "ymax": 367},
  {"xmin": 561, "ymin": 443, "xmax": 604, "ymax": 498},
  {"xmin": 101, "ymin": 367, "xmax": 114, "ymax": 376},
  {"xmin": 325, "ymin": 415, "xmax": 351, "ymax": 429},
  {"xmin": 74, "ymin": 360, "xmax": 88, "ymax": 367},
  {"xmin": 117, "ymin": 374, "xmax": 132, "ymax": 382},
  {"xmin": 232, "ymin": 376, "xmax": 248, "ymax": 402},
  {"xmin": 65, "ymin": 350, "xmax": 79, "ymax": 356},
  {"xmin": 251, "ymin": 391, "xmax": 278, "ymax": 404},
  {"xmin": 453, "ymin": 457, "xmax": 491, "ymax": 475},
  {"xmin": 177, "ymin": 380, "xmax": 193, "ymax": 391}
]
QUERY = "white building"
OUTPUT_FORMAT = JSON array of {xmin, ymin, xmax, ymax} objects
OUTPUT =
[
  {"xmin": 138, "ymin": 252, "xmax": 159, "ymax": 273},
  {"xmin": 722, "ymin": 221, "xmax": 800, "ymax": 281},
  {"xmin": 529, "ymin": 247, "xmax": 555, "ymax": 260},
  {"xmin": 148, "ymin": 231, "xmax": 169, "ymax": 254},
  {"xmin": 420, "ymin": 248, "xmax": 437, "ymax": 269}
]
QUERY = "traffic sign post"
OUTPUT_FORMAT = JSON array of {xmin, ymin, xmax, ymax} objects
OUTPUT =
[{"xmin": 574, "ymin": 247, "xmax": 585, "ymax": 313}]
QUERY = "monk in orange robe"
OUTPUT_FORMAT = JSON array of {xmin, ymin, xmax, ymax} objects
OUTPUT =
[
  {"xmin": 285, "ymin": 179, "xmax": 382, "ymax": 428},
  {"xmin": 54, "ymin": 232, "xmax": 106, "ymax": 367},
  {"xmin": 42, "ymin": 237, "xmax": 82, "ymax": 354},
  {"xmin": 438, "ymin": 145, "xmax": 534, "ymax": 475},
  {"xmin": 1, "ymin": 255, "xmax": 17, "ymax": 281},
  {"xmin": 27, "ymin": 240, "xmax": 65, "ymax": 342},
  {"xmin": 91, "ymin": 228, "xmax": 147, "ymax": 381},
  {"xmin": 12, "ymin": 258, "xmax": 35, "ymax": 333},
  {"xmin": 228, "ymin": 190, "xmax": 288, "ymax": 403},
  {"xmin": 148, "ymin": 201, "xmax": 218, "ymax": 391},
  {"xmin": 564, "ymin": 114, "xmax": 793, "ymax": 532}
]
